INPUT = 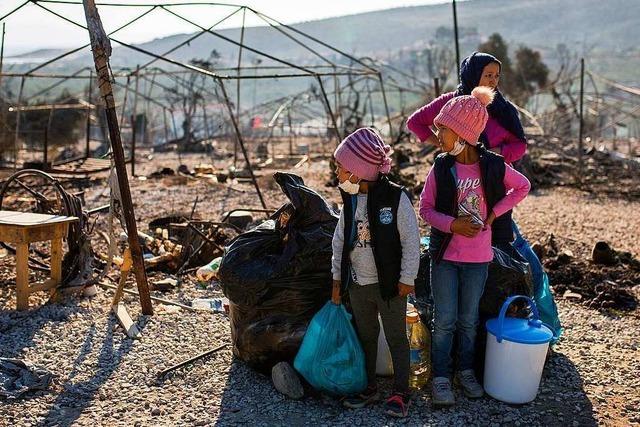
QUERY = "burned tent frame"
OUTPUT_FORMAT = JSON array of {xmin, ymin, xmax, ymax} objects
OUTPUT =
[{"xmin": 0, "ymin": 1, "xmax": 399, "ymax": 209}]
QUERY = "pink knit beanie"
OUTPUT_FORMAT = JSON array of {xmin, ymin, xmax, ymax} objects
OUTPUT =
[
  {"xmin": 334, "ymin": 127, "xmax": 392, "ymax": 181},
  {"xmin": 434, "ymin": 86, "xmax": 495, "ymax": 145}
]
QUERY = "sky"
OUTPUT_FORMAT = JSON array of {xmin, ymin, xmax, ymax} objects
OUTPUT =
[{"xmin": 0, "ymin": 0, "xmax": 450, "ymax": 55}]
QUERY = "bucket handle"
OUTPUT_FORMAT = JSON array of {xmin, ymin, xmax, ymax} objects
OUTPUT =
[{"xmin": 496, "ymin": 295, "xmax": 540, "ymax": 343}]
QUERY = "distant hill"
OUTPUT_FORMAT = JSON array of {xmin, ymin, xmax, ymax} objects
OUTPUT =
[{"xmin": 6, "ymin": 0, "xmax": 638, "ymax": 83}]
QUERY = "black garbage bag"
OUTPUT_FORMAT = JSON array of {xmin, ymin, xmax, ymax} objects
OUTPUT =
[
  {"xmin": 475, "ymin": 244, "xmax": 534, "ymax": 381},
  {"xmin": 219, "ymin": 172, "xmax": 338, "ymax": 373},
  {"xmin": 480, "ymin": 244, "xmax": 534, "ymax": 317},
  {"xmin": 412, "ymin": 250, "xmax": 433, "ymax": 330}
]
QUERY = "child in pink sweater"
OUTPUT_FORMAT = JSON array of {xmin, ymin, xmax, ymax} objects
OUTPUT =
[{"xmin": 419, "ymin": 87, "xmax": 530, "ymax": 407}]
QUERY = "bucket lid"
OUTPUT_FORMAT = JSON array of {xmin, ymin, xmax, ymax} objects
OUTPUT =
[{"xmin": 486, "ymin": 317, "xmax": 553, "ymax": 345}]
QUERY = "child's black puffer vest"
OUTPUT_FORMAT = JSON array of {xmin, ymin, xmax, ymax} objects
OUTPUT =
[
  {"xmin": 339, "ymin": 175, "xmax": 406, "ymax": 301},
  {"xmin": 429, "ymin": 145, "xmax": 513, "ymax": 263}
]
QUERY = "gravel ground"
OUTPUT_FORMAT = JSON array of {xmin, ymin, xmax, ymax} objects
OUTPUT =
[{"xmin": 1, "ymin": 154, "xmax": 639, "ymax": 426}]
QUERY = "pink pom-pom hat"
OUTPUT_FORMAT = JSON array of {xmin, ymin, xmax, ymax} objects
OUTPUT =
[{"xmin": 434, "ymin": 86, "xmax": 495, "ymax": 145}]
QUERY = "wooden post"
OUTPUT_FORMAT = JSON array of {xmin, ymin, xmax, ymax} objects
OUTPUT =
[
  {"xmin": 578, "ymin": 57, "xmax": 585, "ymax": 184},
  {"xmin": 86, "ymin": 70, "xmax": 93, "ymax": 158},
  {"xmin": 82, "ymin": 0, "xmax": 153, "ymax": 315},
  {"xmin": 452, "ymin": 0, "xmax": 460, "ymax": 78},
  {"xmin": 434, "ymin": 77, "xmax": 441, "ymax": 97}
]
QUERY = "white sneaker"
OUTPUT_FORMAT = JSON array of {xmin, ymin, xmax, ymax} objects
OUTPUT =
[
  {"xmin": 432, "ymin": 377, "xmax": 455, "ymax": 406},
  {"xmin": 456, "ymin": 369, "xmax": 484, "ymax": 398}
]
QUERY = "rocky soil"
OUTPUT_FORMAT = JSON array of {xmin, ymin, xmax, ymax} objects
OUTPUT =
[{"xmin": 1, "ymin": 152, "xmax": 639, "ymax": 426}]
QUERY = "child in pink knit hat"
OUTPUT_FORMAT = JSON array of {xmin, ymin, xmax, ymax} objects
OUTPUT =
[
  {"xmin": 419, "ymin": 87, "xmax": 531, "ymax": 406},
  {"xmin": 331, "ymin": 127, "xmax": 420, "ymax": 418}
]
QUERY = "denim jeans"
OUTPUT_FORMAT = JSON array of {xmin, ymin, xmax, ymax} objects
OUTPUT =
[{"xmin": 430, "ymin": 259, "xmax": 489, "ymax": 378}]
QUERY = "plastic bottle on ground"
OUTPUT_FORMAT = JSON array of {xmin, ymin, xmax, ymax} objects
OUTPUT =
[{"xmin": 406, "ymin": 311, "xmax": 430, "ymax": 390}]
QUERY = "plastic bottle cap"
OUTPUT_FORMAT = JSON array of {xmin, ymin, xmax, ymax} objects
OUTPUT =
[{"xmin": 406, "ymin": 312, "xmax": 419, "ymax": 324}]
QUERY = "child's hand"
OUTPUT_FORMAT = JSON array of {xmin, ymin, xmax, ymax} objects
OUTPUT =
[
  {"xmin": 484, "ymin": 211, "xmax": 496, "ymax": 230},
  {"xmin": 331, "ymin": 280, "xmax": 341, "ymax": 305},
  {"xmin": 398, "ymin": 283, "xmax": 414, "ymax": 297},
  {"xmin": 450, "ymin": 215, "xmax": 482, "ymax": 237}
]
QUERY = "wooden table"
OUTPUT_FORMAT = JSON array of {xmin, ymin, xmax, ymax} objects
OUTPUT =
[{"xmin": 0, "ymin": 210, "xmax": 78, "ymax": 310}]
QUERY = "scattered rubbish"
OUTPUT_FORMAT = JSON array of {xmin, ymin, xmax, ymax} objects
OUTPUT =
[
  {"xmin": 192, "ymin": 298, "xmax": 229, "ymax": 313},
  {"xmin": 219, "ymin": 172, "xmax": 337, "ymax": 372},
  {"xmin": 0, "ymin": 358, "xmax": 53, "ymax": 399},
  {"xmin": 157, "ymin": 343, "xmax": 229, "ymax": 381},
  {"xmin": 563, "ymin": 290, "xmax": 583, "ymax": 301},
  {"xmin": 153, "ymin": 278, "xmax": 178, "ymax": 293},
  {"xmin": 156, "ymin": 304, "xmax": 182, "ymax": 315},
  {"xmin": 223, "ymin": 211, "xmax": 254, "ymax": 230},
  {"xmin": 83, "ymin": 284, "xmax": 98, "ymax": 297},
  {"xmin": 294, "ymin": 302, "xmax": 367, "ymax": 396},
  {"xmin": 196, "ymin": 257, "xmax": 222, "ymax": 282},
  {"xmin": 271, "ymin": 361, "xmax": 304, "ymax": 400}
]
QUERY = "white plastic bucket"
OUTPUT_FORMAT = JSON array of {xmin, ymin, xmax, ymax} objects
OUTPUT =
[
  {"xmin": 376, "ymin": 315, "xmax": 393, "ymax": 376},
  {"xmin": 484, "ymin": 295, "xmax": 553, "ymax": 404}
]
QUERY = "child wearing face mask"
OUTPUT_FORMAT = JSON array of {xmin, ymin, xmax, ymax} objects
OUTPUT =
[
  {"xmin": 330, "ymin": 127, "xmax": 420, "ymax": 418},
  {"xmin": 419, "ymin": 87, "xmax": 530, "ymax": 407}
]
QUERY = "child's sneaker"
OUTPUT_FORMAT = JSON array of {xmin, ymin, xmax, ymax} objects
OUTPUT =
[
  {"xmin": 342, "ymin": 385, "xmax": 380, "ymax": 409},
  {"xmin": 456, "ymin": 369, "xmax": 484, "ymax": 398},
  {"xmin": 384, "ymin": 391, "xmax": 411, "ymax": 418},
  {"xmin": 432, "ymin": 377, "xmax": 455, "ymax": 407}
]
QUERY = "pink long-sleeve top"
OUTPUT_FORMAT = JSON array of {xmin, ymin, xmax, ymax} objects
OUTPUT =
[
  {"xmin": 407, "ymin": 92, "xmax": 527, "ymax": 164},
  {"xmin": 419, "ymin": 160, "xmax": 531, "ymax": 263}
]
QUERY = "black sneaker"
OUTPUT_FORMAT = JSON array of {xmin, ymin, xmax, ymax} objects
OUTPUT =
[
  {"xmin": 342, "ymin": 385, "xmax": 380, "ymax": 409},
  {"xmin": 384, "ymin": 391, "xmax": 411, "ymax": 417}
]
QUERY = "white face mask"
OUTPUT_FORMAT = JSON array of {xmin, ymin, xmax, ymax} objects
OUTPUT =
[
  {"xmin": 448, "ymin": 138, "xmax": 467, "ymax": 156},
  {"xmin": 338, "ymin": 174, "xmax": 361, "ymax": 195}
]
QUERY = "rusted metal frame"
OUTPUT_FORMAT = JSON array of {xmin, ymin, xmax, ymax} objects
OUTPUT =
[
  {"xmin": 251, "ymin": 9, "xmax": 377, "ymax": 72},
  {"xmin": 215, "ymin": 76, "xmax": 267, "ymax": 210},
  {"xmin": 160, "ymin": 6, "xmax": 316, "ymax": 76},
  {"xmin": 0, "ymin": 1, "xmax": 30, "ymax": 21},
  {"xmin": 119, "ymin": 74, "xmax": 131, "ymax": 130},
  {"xmin": 251, "ymin": 8, "xmax": 335, "ymax": 66},
  {"xmin": 234, "ymin": 6, "xmax": 246, "ymax": 168},
  {"xmin": 26, "ymin": 5, "xmax": 158, "ymax": 75},
  {"xmin": 22, "ymin": 67, "xmax": 93, "ymax": 103},
  {"xmin": 13, "ymin": 76, "xmax": 26, "ymax": 170},
  {"xmin": 377, "ymin": 72, "xmax": 395, "ymax": 140},
  {"xmin": 130, "ymin": 65, "xmax": 140, "ymax": 176},
  {"xmin": 138, "ymin": 6, "xmax": 242, "ymax": 71},
  {"xmin": 316, "ymin": 75, "xmax": 342, "ymax": 143},
  {"xmin": 85, "ymin": 70, "xmax": 93, "ymax": 158}
]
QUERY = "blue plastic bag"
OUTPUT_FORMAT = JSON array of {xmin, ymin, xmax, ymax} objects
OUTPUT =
[
  {"xmin": 512, "ymin": 221, "xmax": 562, "ymax": 342},
  {"xmin": 293, "ymin": 301, "xmax": 367, "ymax": 396}
]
